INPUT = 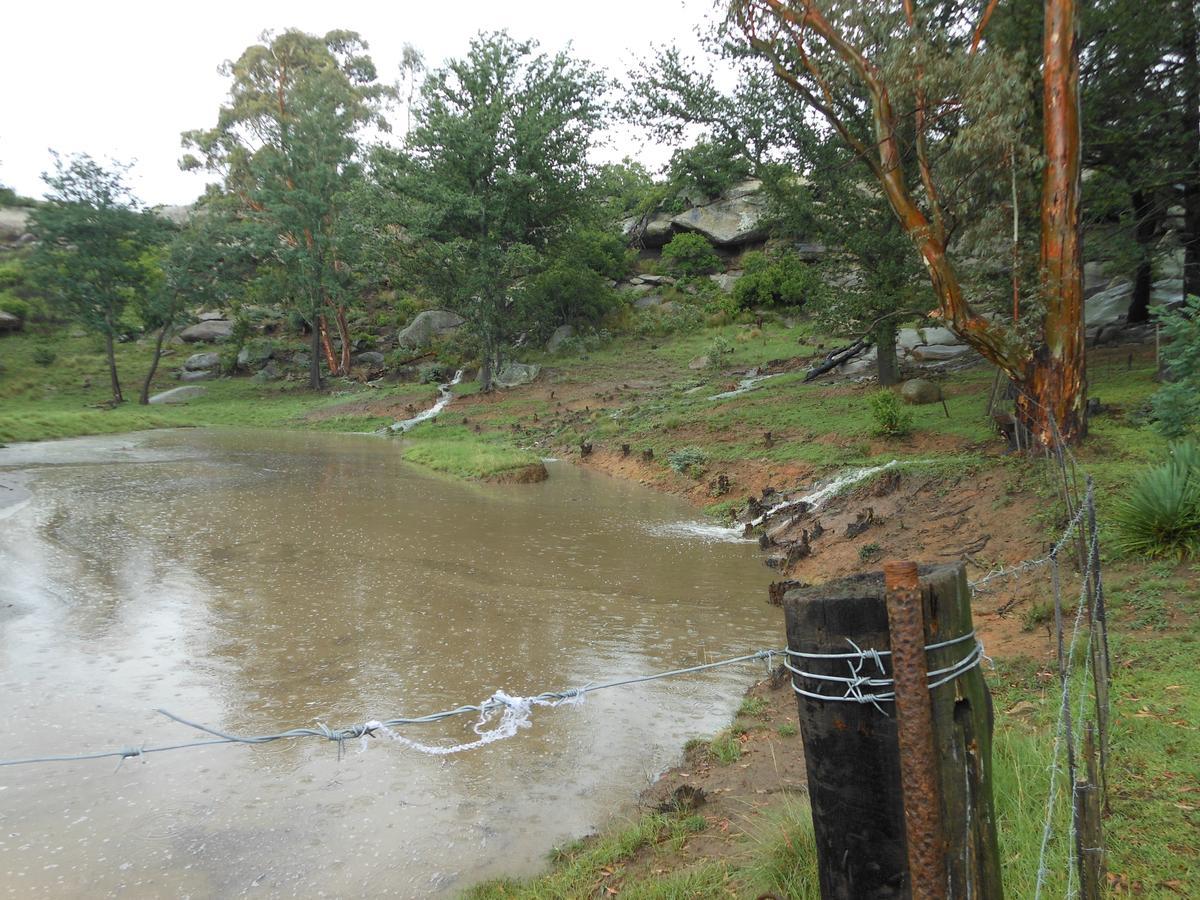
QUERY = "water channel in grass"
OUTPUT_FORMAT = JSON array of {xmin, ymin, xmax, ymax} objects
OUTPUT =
[{"xmin": 0, "ymin": 428, "xmax": 779, "ymax": 898}]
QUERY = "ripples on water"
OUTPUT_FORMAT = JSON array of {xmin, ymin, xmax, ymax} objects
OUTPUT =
[{"xmin": 0, "ymin": 430, "xmax": 778, "ymax": 898}]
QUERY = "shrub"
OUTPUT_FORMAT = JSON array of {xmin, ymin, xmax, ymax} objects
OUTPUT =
[
  {"xmin": 0, "ymin": 294, "xmax": 30, "ymax": 322},
  {"xmin": 868, "ymin": 390, "xmax": 913, "ymax": 437},
  {"xmin": 667, "ymin": 446, "xmax": 708, "ymax": 476},
  {"xmin": 1111, "ymin": 442, "xmax": 1200, "ymax": 559},
  {"xmin": 733, "ymin": 250, "xmax": 824, "ymax": 308},
  {"xmin": 521, "ymin": 262, "xmax": 617, "ymax": 333},
  {"xmin": 661, "ymin": 232, "xmax": 721, "ymax": 277},
  {"xmin": 31, "ymin": 345, "xmax": 57, "ymax": 367},
  {"xmin": 0, "ymin": 261, "xmax": 25, "ymax": 291},
  {"xmin": 1151, "ymin": 295, "xmax": 1200, "ymax": 437}
]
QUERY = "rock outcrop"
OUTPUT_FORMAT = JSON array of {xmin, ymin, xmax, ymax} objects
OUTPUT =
[{"xmin": 670, "ymin": 183, "xmax": 770, "ymax": 246}]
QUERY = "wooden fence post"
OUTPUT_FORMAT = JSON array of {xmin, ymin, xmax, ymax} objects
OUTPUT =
[{"xmin": 781, "ymin": 563, "xmax": 1002, "ymax": 899}]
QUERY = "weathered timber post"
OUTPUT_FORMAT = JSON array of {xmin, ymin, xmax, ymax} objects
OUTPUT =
[{"xmin": 781, "ymin": 563, "xmax": 1002, "ymax": 899}]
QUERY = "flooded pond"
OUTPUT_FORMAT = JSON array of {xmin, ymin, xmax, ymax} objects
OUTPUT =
[{"xmin": 0, "ymin": 429, "xmax": 779, "ymax": 897}]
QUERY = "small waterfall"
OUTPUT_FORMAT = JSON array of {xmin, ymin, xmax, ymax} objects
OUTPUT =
[
  {"xmin": 389, "ymin": 370, "xmax": 465, "ymax": 433},
  {"xmin": 747, "ymin": 460, "xmax": 900, "ymax": 528},
  {"xmin": 650, "ymin": 459, "xmax": 902, "ymax": 543}
]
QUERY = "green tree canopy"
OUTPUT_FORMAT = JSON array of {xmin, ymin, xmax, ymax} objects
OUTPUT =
[
  {"xmin": 383, "ymin": 31, "xmax": 607, "ymax": 390},
  {"xmin": 28, "ymin": 152, "xmax": 167, "ymax": 403},
  {"xmin": 182, "ymin": 29, "xmax": 391, "ymax": 388}
]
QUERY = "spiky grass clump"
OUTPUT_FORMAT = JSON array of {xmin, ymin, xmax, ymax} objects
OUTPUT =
[{"xmin": 1111, "ymin": 442, "xmax": 1200, "ymax": 559}]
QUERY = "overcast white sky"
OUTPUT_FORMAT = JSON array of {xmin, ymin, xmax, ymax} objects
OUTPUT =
[{"xmin": 1, "ymin": 0, "xmax": 721, "ymax": 207}]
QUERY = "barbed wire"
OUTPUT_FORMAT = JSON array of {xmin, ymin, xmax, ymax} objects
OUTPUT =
[
  {"xmin": 0, "ymin": 650, "xmax": 779, "ymax": 769},
  {"xmin": 968, "ymin": 499, "xmax": 1090, "ymax": 591}
]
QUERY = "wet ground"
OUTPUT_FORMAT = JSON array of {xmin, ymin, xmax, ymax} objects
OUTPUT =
[{"xmin": 0, "ymin": 429, "xmax": 779, "ymax": 898}]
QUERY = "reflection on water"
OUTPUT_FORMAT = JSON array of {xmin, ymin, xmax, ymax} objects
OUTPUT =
[{"xmin": 0, "ymin": 429, "xmax": 779, "ymax": 898}]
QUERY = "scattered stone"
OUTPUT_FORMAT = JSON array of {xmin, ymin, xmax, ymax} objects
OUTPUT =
[
  {"xmin": 184, "ymin": 351, "xmax": 221, "ymax": 371},
  {"xmin": 253, "ymin": 363, "xmax": 281, "ymax": 383},
  {"xmin": 688, "ymin": 355, "xmax": 711, "ymax": 370},
  {"xmin": 546, "ymin": 324, "xmax": 575, "ymax": 354},
  {"xmin": 179, "ymin": 319, "xmax": 235, "ymax": 343},
  {"xmin": 900, "ymin": 378, "xmax": 944, "ymax": 405},
  {"xmin": 148, "ymin": 385, "xmax": 207, "ymax": 404},
  {"xmin": 239, "ymin": 344, "xmax": 276, "ymax": 367},
  {"xmin": 633, "ymin": 294, "xmax": 663, "ymax": 310},
  {"xmin": 396, "ymin": 310, "xmax": 465, "ymax": 349},
  {"xmin": 637, "ymin": 273, "xmax": 675, "ymax": 286}
]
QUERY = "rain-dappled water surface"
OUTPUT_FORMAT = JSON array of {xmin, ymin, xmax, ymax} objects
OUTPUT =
[{"xmin": 0, "ymin": 429, "xmax": 778, "ymax": 898}]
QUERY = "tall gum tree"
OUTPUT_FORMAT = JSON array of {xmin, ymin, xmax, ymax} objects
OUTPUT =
[
  {"xmin": 731, "ymin": 0, "xmax": 1087, "ymax": 446},
  {"xmin": 182, "ymin": 29, "xmax": 391, "ymax": 389}
]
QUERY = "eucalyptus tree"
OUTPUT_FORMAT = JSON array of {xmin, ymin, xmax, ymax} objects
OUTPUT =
[
  {"xmin": 729, "ymin": 0, "xmax": 1087, "ymax": 446},
  {"xmin": 27, "ymin": 153, "xmax": 166, "ymax": 404},
  {"xmin": 182, "ymin": 29, "xmax": 392, "ymax": 389},
  {"xmin": 386, "ymin": 32, "xmax": 607, "ymax": 390}
]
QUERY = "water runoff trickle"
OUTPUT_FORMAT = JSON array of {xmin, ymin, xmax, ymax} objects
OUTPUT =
[
  {"xmin": 388, "ymin": 370, "xmax": 465, "ymax": 433},
  {"xmin": 647, "ymin": 460, "xmax": 901, "ymax": 543}
]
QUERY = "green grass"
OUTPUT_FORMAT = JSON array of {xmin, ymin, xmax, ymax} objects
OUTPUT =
[{"xmin": 401, "ymin": 424, "xmax": 543, "ymax": 479}]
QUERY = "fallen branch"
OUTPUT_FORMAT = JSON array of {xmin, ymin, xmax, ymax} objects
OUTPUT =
[{"xmin": 803, "ymin": 338, "xmax": 869, "ymax": 382}]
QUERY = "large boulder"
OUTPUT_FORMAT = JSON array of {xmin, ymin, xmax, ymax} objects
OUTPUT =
[
  {"xmin": 493, "ymin": 361, "xmax": 540, "ymax": 388},
  {"xmin": 180, "ymin": 370, "xmax": 212, "ymax": 382},
  {"xmin": 0, "ymin": 310, "xmax": 22, "ymax": 333},
  {"xmin": 622, "ymin": 211, "xmax": 676, "ymax": 248},
  {"xmin": 148, "ymin": 385, "xmax": 206, "ymax": 405},
  {"xmin": 396, "ymin": 310, "xmax": 465, "ymax": 350},
  {"xmin": 237, "ymin": 343, "xmax": 275, "ymax": 368},
  {"xmin": 184, "ymin": 351, "xmax": 221, "ymax": 372},
  {"xmin": 179, "ymin": 319, "xmax": 235, "ymax": 343},
  {"xmin": 670, "ymin": 192, "xmax": 769, "ymax": 246},
  {"xmin": 0, "ymin": 207, "xmax": 32, "ymax": 247},
  {"xmin": 900, "ymin": 378, "xmax": 944, "ymax": 405},
  {"xmin": 910, "ymin": 344, "xmax": 971, "ymax": 362},
  {"xmin": 1084, "ymin": 279, "xmax": 1181, "ymax": 326},
  {"xmin": 353, "ymin": 350, "xmax": 386, "ymax": 367},
  {"xmin": 546, "ymin": 324, "xmax": 575, "ymax": 354}
]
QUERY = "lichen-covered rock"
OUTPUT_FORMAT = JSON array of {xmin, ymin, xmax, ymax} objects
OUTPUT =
[
  {"xmin": 546, "ymin": 324, "xmax": 575, "ymax": 353},
  {"xmin": 670, "ymin": 192, "xmax": 769, "ymax": 246},
  {"xmin": 910, "ymin": 344, "xmax": 970, "ymax": 362},
  {"xmin": 179, "ymin": 319, "xmax": 234, "ymax": 343},
  {"xmin": 493, "ymin": 361, "xmax": 540, "ymax": 388},
  {"xmin": 396, "ymin": 310, "xmax": 465, "ymax": 349},
  {"xmin": 184, "ymin": 351, "xmax": 220, "ymax": 371}
]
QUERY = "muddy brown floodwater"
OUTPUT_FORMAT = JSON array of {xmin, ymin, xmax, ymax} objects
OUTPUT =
[{"xmin": 0, "ymin": 429, "xmax": 779, "ymax": 898}]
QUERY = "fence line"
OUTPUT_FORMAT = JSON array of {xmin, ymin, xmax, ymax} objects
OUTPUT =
[{"xmin": 0, "ymin": 649, "xmax": 779, "ymax": 768}]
